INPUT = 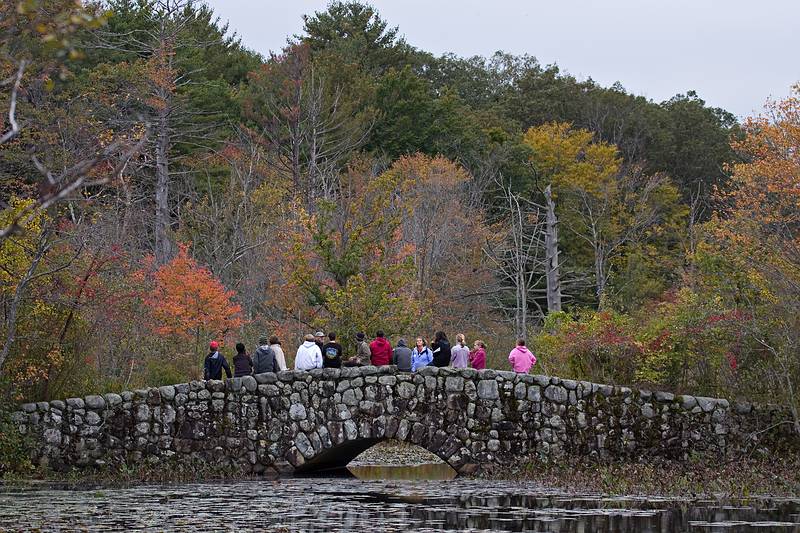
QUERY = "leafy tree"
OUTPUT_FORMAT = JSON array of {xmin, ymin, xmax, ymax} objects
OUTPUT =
[
  {"xmin": 301, "ymin": 1, "xmax": 416, "ymax": 75},
  {"xmin": 524, "ymin": 122, "xmax": 685, "ymax": 308},
  {"xmin": 281, "ymin": 160, "xmax": 420, "ymax": 347},
  {"xmin": 649, "ymin": 91, "xmax": 739, "ymax": 208},
  {"xmin": 366, "ymin": 66, "xmax": 434, "ymax": 158},
  {"xmin": 140, "ymin": 243, "xmax": 244, "ymax": 356},
  {"xmin": 710, "ymin": 85, "xmax": 800, "ymax": 434},
  {"xmin": 88, "ymin": 0, "xmax": 261, "ymax": 263}
]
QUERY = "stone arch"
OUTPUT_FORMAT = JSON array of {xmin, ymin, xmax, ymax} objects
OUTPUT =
[{"xmin": 288, "ymin": 415, "xmax": 471, "ymax": 474}]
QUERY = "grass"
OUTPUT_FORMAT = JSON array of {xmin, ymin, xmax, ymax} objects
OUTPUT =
[
  {"xmin": 479, "ymin": 453, "xmax": 800, "ymax": 498},
  {"xmin": 3, "ymin": 459, "xmax": 259, "ymax": 487}
]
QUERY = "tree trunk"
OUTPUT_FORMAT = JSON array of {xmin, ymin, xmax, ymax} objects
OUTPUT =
[
  {"xmin": 516, "ymin": 268, "xmax": 527, "ymax": 340},
  {"xmin": 154, "ymin": 106, "xmax": 172, "ymax": 264},
  {"xmin": 544, "ymin": 185, "xmax": 562, "ymax": 313},
  {"xmin": 595, "ymin": 245, "xmax": 608, "ymax": 308}
]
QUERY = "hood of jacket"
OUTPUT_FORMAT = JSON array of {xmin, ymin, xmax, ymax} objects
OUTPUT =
[
  {"xmin": 509, "ymin": 345, "xmax": 536, "ymax": 372},
  {"xmin": 301, "ymin": 340, "xmax": 316, "ymax": 349},
  {"xmin": 372, "ymin": 337, "xmax": 390, "ymax": 349}
]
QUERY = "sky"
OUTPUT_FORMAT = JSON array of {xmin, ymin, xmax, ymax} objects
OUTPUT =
[{"xmin": 204, "ymin": 0, "xmax": 799, "ymax": 119}]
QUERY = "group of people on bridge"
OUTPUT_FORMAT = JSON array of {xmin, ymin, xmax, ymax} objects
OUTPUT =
[{"xmin": 203, "ymin": 330, "xmax": 537, "ymax": 380}]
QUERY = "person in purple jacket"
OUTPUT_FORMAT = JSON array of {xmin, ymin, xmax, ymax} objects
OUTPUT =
[{"xmin": 450, "ymin": 333, "xmax": 470, "ymax": 368}]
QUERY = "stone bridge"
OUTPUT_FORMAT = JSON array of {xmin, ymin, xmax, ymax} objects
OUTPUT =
[{"xmin": 12, "ymin": 366, "xmax": 793, "ymax": 476}]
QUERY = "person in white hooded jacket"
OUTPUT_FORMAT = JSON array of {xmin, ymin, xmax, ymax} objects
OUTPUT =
[{"xmin": 294, "ymin": 334, "xmax": 323, "ymax": 371}]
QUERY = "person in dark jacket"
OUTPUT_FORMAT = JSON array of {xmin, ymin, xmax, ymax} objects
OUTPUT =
[
  {"xmin": 322, "ymin": 332, "xmax": 343, "ymax": 368},
  {"xmin": 253, "ymin": 335, "xmax": 277, "ymax": 374},
  {"xmin": 392, "ymin": 338, "xmax": 413, "ymax": 372},
  {"xmin": 431, "ymin": 331, "xmax": 451, "ymax": 367},
  {"xmin": 232, "ymin": 342, "xmax": 253, "ymax": 377},
  {"xmin": 369, "ymin": 330, "xmax": 392, "ymax": 366},
  {"xmin": 204, "ymin": 341, "xmax": 232, "ymax": 380}
]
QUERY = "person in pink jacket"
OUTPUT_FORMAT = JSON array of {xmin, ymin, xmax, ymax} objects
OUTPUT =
[
  {"xmin": 508, "ymin": 339, "xmax": 536, "ymax": 373},
  {"xmin": 469, "ymin": 340, "xmax": 486, "ymax": 370}
]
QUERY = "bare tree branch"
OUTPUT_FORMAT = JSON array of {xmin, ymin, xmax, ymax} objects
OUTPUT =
[
  {"xmin": 0, "ymin": 59, "xmax": 27, "ymax": 145},
  {"xmin": 0, "ymin": 130, "xmax": 149, "ymax": 242}
]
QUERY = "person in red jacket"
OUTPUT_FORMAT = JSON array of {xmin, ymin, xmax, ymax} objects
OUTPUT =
[{"xmin": 369, "ymin": 330, "xmax": 392, "ymax": 366}]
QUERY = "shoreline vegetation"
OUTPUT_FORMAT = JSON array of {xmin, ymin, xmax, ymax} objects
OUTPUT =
[
  {"xmin": 3, "ymin": 456, "xmax": 799, "ymax": 500},
  {"xmin": 490, "ymin": 455, "xmax": 800, "ymax": 499},
  {"xmin": 3, "ymin": 440, "xmax": 799, "ymax": 499}
]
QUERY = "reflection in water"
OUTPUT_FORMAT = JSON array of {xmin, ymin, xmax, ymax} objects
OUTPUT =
[
  {"xmin": 347, "ymin": 462, "xmax": 457, "ymax": 480},
  {"xmin": 1, "ymin": 478, "xmax": 799, "ymax": 532}
]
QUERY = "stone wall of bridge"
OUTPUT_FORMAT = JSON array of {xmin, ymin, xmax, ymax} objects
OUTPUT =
[{"xmin": 10, "ymin": 366, "xmax": 795, "ymax": 475}]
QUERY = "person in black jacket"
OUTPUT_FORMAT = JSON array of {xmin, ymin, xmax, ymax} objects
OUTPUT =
[
  {"xmin": 232, "ymin": 342, "xmax": 253, "ymax": 377},
  {"xmin": 431, "ymin": 331, "xmax": 451, "ymax": 367},
  {"xmin": 204, "ymin": 341, "xmax": 232, "ymax": 380},
  {"xmin": 322, "ymin": 332, "xmax": 343, "ymax": 368}
]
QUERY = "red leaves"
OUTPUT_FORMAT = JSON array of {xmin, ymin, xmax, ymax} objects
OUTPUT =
[{"xmin": 142, "ymin": 244, "xmax": 244, "ymax": 342}]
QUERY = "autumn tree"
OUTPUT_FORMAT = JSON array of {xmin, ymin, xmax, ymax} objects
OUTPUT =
[
  {"xmin": 388, "ymin": 154, "xmax": 496, "ymax": 332},
  {"xmin": 281, "ymin": 160, "xmax": 419, "ymax": 346},
  {"xmin": 712, "ymin": 85, "xmax": 800, "ymax": 435},
  {"xmin": 0, "ymin": 1, "xmax": 145, "ymax": 243},
  {"xmin": 141, "ymin": 243, "xmax": 244, "ymax": 359},
  {"xmin": 94, "ymin": 0, "xmax": 259, "ymax": 263},
  {"xmin": 178, "ymin": 128, "xmax": 291, "ymax": 327},
  {"xmin": 524, "ymin": 122, "xmax": 685, "ymax": 308}
]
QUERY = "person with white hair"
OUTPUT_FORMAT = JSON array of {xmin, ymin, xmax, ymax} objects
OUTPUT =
[{"xmin": 295, "ymin": 334, "xmax": 323, "ymax": 371}]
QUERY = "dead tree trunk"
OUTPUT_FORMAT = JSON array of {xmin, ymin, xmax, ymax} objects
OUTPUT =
[
  {"xmin": 154, "ymin": 105, "xmax": 172, "ymax": 264},
  {"xmin": 544, "ymin": 184, "xmax": 562, "ymax": 313},
  {"xmin": 484, "ymin": 178, "xmax": 546, "ymax": 341}
]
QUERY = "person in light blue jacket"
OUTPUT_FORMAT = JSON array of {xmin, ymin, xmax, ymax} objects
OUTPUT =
[{"xmin": 411, "ymin": 337, "xmax": 434, "ymax": 372}]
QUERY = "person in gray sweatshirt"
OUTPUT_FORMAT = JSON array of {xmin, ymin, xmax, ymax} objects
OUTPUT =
[
  {"xmin": 253, "ymin": 335, "xmax": 277, "ymax": 374},
  {"xmin": 392, "ymin": 338, "xmax": 413, "ymax": 372}
]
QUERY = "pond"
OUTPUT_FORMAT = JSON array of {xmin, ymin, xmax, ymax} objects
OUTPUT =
[{"xmin": 1, "ymin": 477, "xmax": 798, "ymax": 532}]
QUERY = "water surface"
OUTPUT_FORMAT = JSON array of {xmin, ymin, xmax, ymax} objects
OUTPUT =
[{"xmin": 1, "ymin": 478, "xmax": 798, "ymax": 532}]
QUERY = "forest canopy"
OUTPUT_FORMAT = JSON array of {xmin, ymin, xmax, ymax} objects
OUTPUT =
[{"xmin": 1, "ymin": 0, "xmax": 797, "ymax": 434}]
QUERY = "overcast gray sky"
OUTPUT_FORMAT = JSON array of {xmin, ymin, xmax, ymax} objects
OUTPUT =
[{"xmin": 204, "ymin": 0, "xmax": 799, "ymax": 118}]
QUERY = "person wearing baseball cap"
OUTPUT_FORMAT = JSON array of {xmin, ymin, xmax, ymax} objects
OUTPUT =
[
  {"xmin": 204, "ymin": 340, "xmax": 232, "ymax": 380},
  {"xmin": 314, "ymin": 331, "xmax": 325, "ymax": 352}
]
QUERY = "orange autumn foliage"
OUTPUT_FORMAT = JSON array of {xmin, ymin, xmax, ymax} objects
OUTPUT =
[
  {"xmin": 142, "ymin": 244, "xmax": 244, "ymax": 343},
  {"xmin": 723, "ymin": 85, "xmax": 800, "ymax": 240}
]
